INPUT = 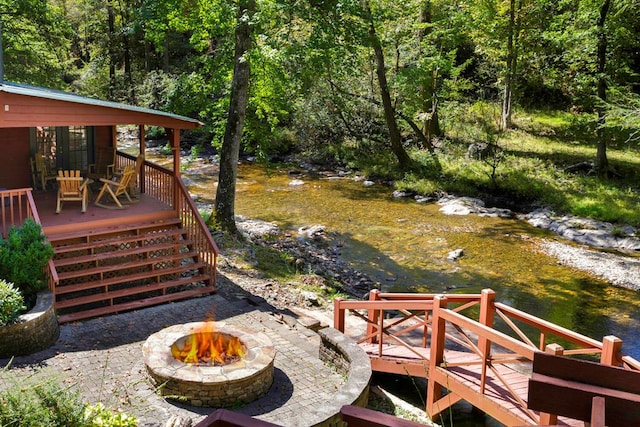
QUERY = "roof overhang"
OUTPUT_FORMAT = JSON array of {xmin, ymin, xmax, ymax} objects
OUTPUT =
[{"xmin": 0, "ymin": 81, "xmax": 203, "ymax": 129}]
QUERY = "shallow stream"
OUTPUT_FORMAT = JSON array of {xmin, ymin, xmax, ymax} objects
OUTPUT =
[{"xmin": 174, "ymin": 160, "xmax": 640, "ymax": 361}]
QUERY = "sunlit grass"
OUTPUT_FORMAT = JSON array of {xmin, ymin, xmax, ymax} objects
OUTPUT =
[{"xmin": 397, "ymin": 106, "xmax": 640, "ymax": 226}]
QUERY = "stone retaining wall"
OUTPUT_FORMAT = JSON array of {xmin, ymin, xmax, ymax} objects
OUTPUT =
[
  {"xmin": 0, "ymin": 291, "xmax": 59, "ymax": 358},
  {"xmin": 289, "ymin": 327, "xmax": 371, "ymax": 427}
]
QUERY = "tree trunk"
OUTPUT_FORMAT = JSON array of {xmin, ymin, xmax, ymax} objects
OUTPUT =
[
  {"xmin": 107, "ymin": 2, "xmax": 116, "ymax": 99},
  {"xmin": 363, "ymin": 0, "xmax": 413, "ymax": 172},
  {"xmin": 214, "ymin": 0, "xmax": 255, "ymax": 234},
  {"xmin": 594, "ymin": 0, "xmax": 610, "ymax": 176},
  {"xmin": 501, "ymin": 0, "xmax": 518, "ymax": 130},
  {"xmin": 418, "ymin": 1, "xmax": 441, "ymax": 143}
]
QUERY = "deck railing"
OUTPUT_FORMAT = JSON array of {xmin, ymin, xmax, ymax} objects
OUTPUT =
[
  {"xmin": 0, "ymin": 188, "xmax": 59, "ymax": 292},
  {"xmin": 116, "ymin": 151, "xmax": 220, "ymax": 283},
  {"xmin": 335, "ymin": 288, "xmax": 640, "ymax": 426}
]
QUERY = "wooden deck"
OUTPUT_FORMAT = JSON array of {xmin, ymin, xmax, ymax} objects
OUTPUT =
[
  {"xmin": 334, "ymin": 290, "xmax": 640, "ymax": 426},
  {"xmin": 0, "ymin": 164, "xmax": 219, "ymax": 322},
  {"xmin": 33, "ymin": 189, "xmax": 176, "ymax": 237}
]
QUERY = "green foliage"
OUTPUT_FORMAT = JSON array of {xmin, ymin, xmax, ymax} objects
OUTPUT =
[
  {"xmin": 0, "ymin": 219, "xmax": 54, "ymax": 301},
  {"xmin": 84, "ymin": 403, "xmax": 138, "ymax": 427},
  {"xmin": 0, "ymin": 280, "xmax": 25, "ymax": 326},
  {"xmin": 0, "ymin": 380, "xmax": 138, "ymax": 427},
  {"xmin": 0, "ymin": 381, "xmax": 87, "ymax": 427}
]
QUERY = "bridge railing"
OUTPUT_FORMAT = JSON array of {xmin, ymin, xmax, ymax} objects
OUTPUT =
[{"xmin": 427, "ymin": 289, "xmax": 640, "ymax": 425}]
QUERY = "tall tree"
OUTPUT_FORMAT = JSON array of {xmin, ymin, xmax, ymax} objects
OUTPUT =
[
  {"xmin": 501, "ymin": 0, "xmax": 522, "ymax": 129},
  {"xmin": 362, "ymin": 0, "xmax": 413, "ymax": 172},
  {"xmin": 594, "ymin": 0, "xmax": 610, "ymax": 175},
  {"xmin": 214, "ymin": 0, "xmax": 256, "ymax": 234}
]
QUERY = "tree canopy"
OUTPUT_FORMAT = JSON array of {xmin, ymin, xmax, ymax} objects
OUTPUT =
[{"xmin": 2, "ymin": 0, "xmax": 639, "ymax": 174}]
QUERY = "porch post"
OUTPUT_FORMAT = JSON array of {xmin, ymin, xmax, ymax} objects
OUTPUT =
[
  {"xmin": 138, "ymin": 125, "xmax": 145, "ymax": 194},
  {"xmin": 168, "ymin": 128, "xmax": 180, "ymax": 209},
  {"xmin": 111, "ymin": 125, "xmax": 118, "ymax": 149}
]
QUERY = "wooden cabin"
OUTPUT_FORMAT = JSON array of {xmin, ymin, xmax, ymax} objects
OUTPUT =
[{"xmin": 0, "ymin": 80, "xmax": 219, "ymax": 323}]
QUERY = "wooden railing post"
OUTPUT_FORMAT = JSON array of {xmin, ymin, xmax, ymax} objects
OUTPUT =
[
  {"xmin": 600, "ymin": 335, "xmax": 623, "ymax": 366},
  {"xmin": 367, "ymin": 289, "xmax": 380, "ymax": 344},
  {"xmin": 426, "ymin": 294, "xmax": 448, "ymax": 419},
  {"xmin": 538, "ymin": 343, "xmax": 564, "ymax": 426},
  {"xmin": 139, "ymin": 125, "xmax": 146, "ymax": 194},
  {"xmin": 478, "ymin": 289, "xmax": 495, "ymax": 393},
  {"xmin": 333, "ymin": 297, "xmax": 345, "ymax": 333}
]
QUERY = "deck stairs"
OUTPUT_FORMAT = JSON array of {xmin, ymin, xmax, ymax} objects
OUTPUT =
[{"xmin": 49, "ymin": 217, "xmax": 214, "ymax": 323}]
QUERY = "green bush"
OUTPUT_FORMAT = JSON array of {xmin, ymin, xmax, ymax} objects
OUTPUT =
[
  {"xmin": 0, "ymin": 280, "xmax": 25, "ymax": 326},
  {"xmin": 0, "ymin": 218, "xmax": 54, "ymax": 302},
  {"xmin": 0, "ymin": 381, "xmax": 87, "ymax": 427},
  {"xmin": 0, "ymin": 381, "xmax": 139, "ymax": 427}
]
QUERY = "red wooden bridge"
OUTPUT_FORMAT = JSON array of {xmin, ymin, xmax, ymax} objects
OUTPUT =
[{"xmin": 334, "ymin": 289, "xmax": 640, "ymax": 426}]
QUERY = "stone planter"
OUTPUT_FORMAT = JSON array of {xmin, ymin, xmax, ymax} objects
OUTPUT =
[{"xmin": 0, "ymin": 291, "xmax": 59, "ymax": 358}]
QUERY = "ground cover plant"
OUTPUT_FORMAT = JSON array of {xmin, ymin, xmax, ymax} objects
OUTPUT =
[{"xmin": 0, "ymin": 377, "xmax": 138, "ymax": 427}]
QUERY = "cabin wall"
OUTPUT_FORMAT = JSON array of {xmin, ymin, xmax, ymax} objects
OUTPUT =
[{"xmin": 0, "ymin": 128, "xmax": 32, "ymax": 189}]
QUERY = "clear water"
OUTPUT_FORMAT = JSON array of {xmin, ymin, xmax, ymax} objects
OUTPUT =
[{"xmin": 179, "ymin": 161, "xmax": 640, "ymax": 360}]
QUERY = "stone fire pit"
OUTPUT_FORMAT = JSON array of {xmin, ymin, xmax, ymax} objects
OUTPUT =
[{"xmin": 142, "ymin": 322, "xmax": 275, "ymax": 407}]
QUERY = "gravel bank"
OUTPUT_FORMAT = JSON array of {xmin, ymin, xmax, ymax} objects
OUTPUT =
[{"xmin": 539, "ymin": 240, "xmax": 640, "ymax": 291}]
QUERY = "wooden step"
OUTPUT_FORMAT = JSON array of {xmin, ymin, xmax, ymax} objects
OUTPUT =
[
  {"xmin": 55, "ymin": 274, "xmax": 211, "ymax": 309},
  {"xmin": 48, "ymin": 218, "xmax": 183, "ymax": 244},
  {"xmin": 56, "ymin": 286, "xmax": 216, "ymax": 324},
  {"xmin": 55, "ymin": 259, "xmax": 207, "ymax": 295},
  {"xmin": 53, "ymin": 228, "xmax": 188, "ymax": 255},
  {"xmin": 53, "ymin": 239, "xmax": 194, "ymax": 267},
  {"xmin": 56, "ymin": 251, "xmax": 201, "ymax": 283}
]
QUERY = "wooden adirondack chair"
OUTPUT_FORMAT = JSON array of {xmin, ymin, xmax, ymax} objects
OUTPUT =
[
  {"xmin": 56, "ymin": 170, "xmax": 89, "ymax": 213},
  {"xmin": 94, "ymin": 164, "xmax": 136, "ymax": 209},
  {"xmin": 32, "ymin": 153, "xmax": 58, "ymax": 190},
  {"xmin": 87, "ymin": 146, "xmax": 116, "ymax": 181}
]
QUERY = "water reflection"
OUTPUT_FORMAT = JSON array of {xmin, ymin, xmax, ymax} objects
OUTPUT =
[{"xmin": 179, "ymin": 161, "xmax": 640, "ymax": 359}]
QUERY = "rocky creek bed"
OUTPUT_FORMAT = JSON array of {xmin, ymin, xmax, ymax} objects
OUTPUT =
[{"xmin": 214, "ymin": 194, "xmax": 640, "ymax": 316}]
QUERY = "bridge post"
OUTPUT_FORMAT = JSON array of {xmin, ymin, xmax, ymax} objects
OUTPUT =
[
  {"xmin": 366, "ymin": 290, "xmax": 380, "ymax": 344},
  {"xmin": 478, "ymin": 289, "xmax": 495, "ymax": 393},
  {"xmin": 600, "ymin": 335, "xmax": 623, "ymax": 367},
  {"xmin": 539, "ymin": 343, "xmax": 565, "ymax": 425},
  {"xmin": 426, "ymin": 294, "xmax": 448, "ymax": 420},
  {"xmin": 333, "ymin": 297, "xmax": 345, "ymax": 332}
]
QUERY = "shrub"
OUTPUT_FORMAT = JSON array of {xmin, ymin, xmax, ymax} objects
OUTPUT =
[
  {"xmin": 0, "ymin": 218, "xmax": 54, "ymax": 302},
  {"xmin": 0, "ymin": 381, "xmax": 139, "ymax": 427},
  {"xmin": 0, "ymin": 381, "xmax": 86, "ymax": 427},
  {"xmin": 0, "ymin": 280, "xmax": 25, "ymax": 326}
]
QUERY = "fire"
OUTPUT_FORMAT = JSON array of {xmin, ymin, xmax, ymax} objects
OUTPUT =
[{"xmin": 171, "ymin": 322, "xmax": 245, "ymax": 365}]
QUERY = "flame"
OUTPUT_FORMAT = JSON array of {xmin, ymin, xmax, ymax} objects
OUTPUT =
[{"xmin": 171, "ymin": 322, "xmax": 245, "ymax": 365}]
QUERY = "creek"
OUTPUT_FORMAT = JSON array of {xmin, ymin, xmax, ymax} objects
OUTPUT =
[{"xmin": 175, "ymin": 159, "xmax": 640, "ymax": 361}]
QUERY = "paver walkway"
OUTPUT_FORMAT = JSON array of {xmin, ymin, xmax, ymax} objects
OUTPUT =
[{"xmin": 0, "ymin": 286, "xmax": 345, "ymax": 427}]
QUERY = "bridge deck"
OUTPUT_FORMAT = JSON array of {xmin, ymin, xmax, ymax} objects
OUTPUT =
[{"xmin": 361, "ymin": 343, "xmax": 584, "ymax": 426}]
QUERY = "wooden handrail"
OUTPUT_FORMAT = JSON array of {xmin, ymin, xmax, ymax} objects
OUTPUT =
[
  {"xmin": 115, "ymin": 152, "xmax": 220, "ymax": 286},
  {"xmin": 494, "ymin": 302, "xmax": 603, "ymax": 351},
  {"xmin": 0, "ymin": 188, "xmax": 58, "ymax": 293}
]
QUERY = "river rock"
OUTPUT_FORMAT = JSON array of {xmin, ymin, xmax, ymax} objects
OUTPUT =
[
  {"xmin": 298, "ymin": 224, "xmax": 326, "ymax": 239},
  {"xmin": 447, "ymin": 249, "xmax": 464, "ymax": 261},
  {"xmin": 289, "ymin": 179, "xmax": 305, "ymax": 186},
  {"xmin": 438, "ymin": 196, "xmax": 485, "ymax": 215},
  {"xmin": 301, "ymin": 291, "xmax": 320, "ymax": 306},
  {"xmin": 236, "ymin": 216, "xmax": 281, "ymax": 239},
  {"xmin": 393, "ymin": 190, "xmax": 414, "ymax": 198},
  {"xmin": 363, "ymin": 180, "xmax": 375, "ymax": 187}
]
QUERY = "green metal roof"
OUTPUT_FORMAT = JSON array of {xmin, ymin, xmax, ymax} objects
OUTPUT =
[{"xmin": 0, "ymin": 80, "xmax": 203, "ymax": 127}]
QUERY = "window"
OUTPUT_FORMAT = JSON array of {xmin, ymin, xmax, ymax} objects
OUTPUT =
[{"xmin": 31, "ymin": 126, "xmax": 93, "ymax": 172}]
